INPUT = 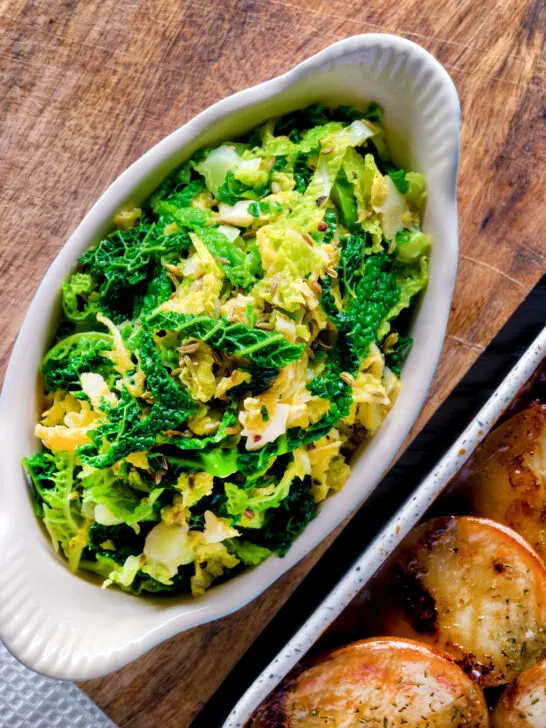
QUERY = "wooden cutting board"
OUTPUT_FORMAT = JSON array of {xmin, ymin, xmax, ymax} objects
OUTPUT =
[{"xmin": 1, "ymin": 1, "xmax": 544, "ymax": 725}]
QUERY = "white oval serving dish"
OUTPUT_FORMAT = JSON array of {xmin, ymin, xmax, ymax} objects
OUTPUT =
[{"xmin": 0, "ymin": 33, "xmax": 459, "ymax": 680}]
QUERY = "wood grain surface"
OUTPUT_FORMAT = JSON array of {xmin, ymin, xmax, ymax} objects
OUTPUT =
[{"xmin": 1, "ymin": 1, "xmax": 545, "ymax": 726}]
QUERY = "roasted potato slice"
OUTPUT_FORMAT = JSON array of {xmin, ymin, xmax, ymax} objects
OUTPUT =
[
  {"xmin": 374, "ymin": 516, "xmax": 546, "ymax": 687},
  {"xmin": 250, "ymin": 637, "xmax": 488, "ymax": 728},
  {"xmin": 460, "ymin": 402, "xmax": 546, "ymax": 562},
  {"xmin": 493, "ymin": 659, "xmax": 546, "ymax": 727}
]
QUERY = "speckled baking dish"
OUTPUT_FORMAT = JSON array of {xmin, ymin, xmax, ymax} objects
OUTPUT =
[{"xmin": 225, "ymin": 326, "xmax": 546, "ymax": 727}]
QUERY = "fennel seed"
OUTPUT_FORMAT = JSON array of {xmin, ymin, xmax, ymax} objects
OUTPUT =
[
  {"xmin": 270, "ymin": 275, "xmax": 279, "ymax": 295},
  {"xmin": 215, "ymin": 256, "xmax": 231, "ymax": 265},
  {"xmin": 340, "ymin": 371, "xmax": 356, "ymax": 385},
  {"xmin": 326, "ymin": 268, "xmax": 338, "ymax": 278},
  {"xmin": 165, "ymin": 263, "xmax": 180, "ymax": 277},
  {"xmin": 178, "ymin": 341, "xmax": 201, "ymax": 354},
  {"xmin": 203, "ymin": 422, "xmax": 220, "ymax": 434},
  {"xmin": 302, "ymin": 233, "xmax": 314, "ymax": 247},
  {"xmin": 383, "ymin": 332, "xmax": 399, "ymax": 353}
]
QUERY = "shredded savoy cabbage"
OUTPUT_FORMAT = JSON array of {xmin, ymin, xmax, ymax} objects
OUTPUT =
[{"xmin": 25, "ymin": 103, "xmax": 430, "ymax": 597}]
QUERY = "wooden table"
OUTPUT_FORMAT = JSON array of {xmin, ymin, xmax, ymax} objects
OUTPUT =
[{"xmin": 2, "ymin": 1, "xmax": 544, "ymax": 725}]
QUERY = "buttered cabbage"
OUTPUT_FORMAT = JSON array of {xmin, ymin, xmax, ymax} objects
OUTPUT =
[{"xmin": 25, "ymin": 103, "xmax": 430, "ymax": 597}]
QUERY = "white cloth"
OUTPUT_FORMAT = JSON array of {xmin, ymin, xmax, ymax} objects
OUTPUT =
[{"xmin": 0, "ymin": 641, "xmax": 116, "ymax": 728}]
